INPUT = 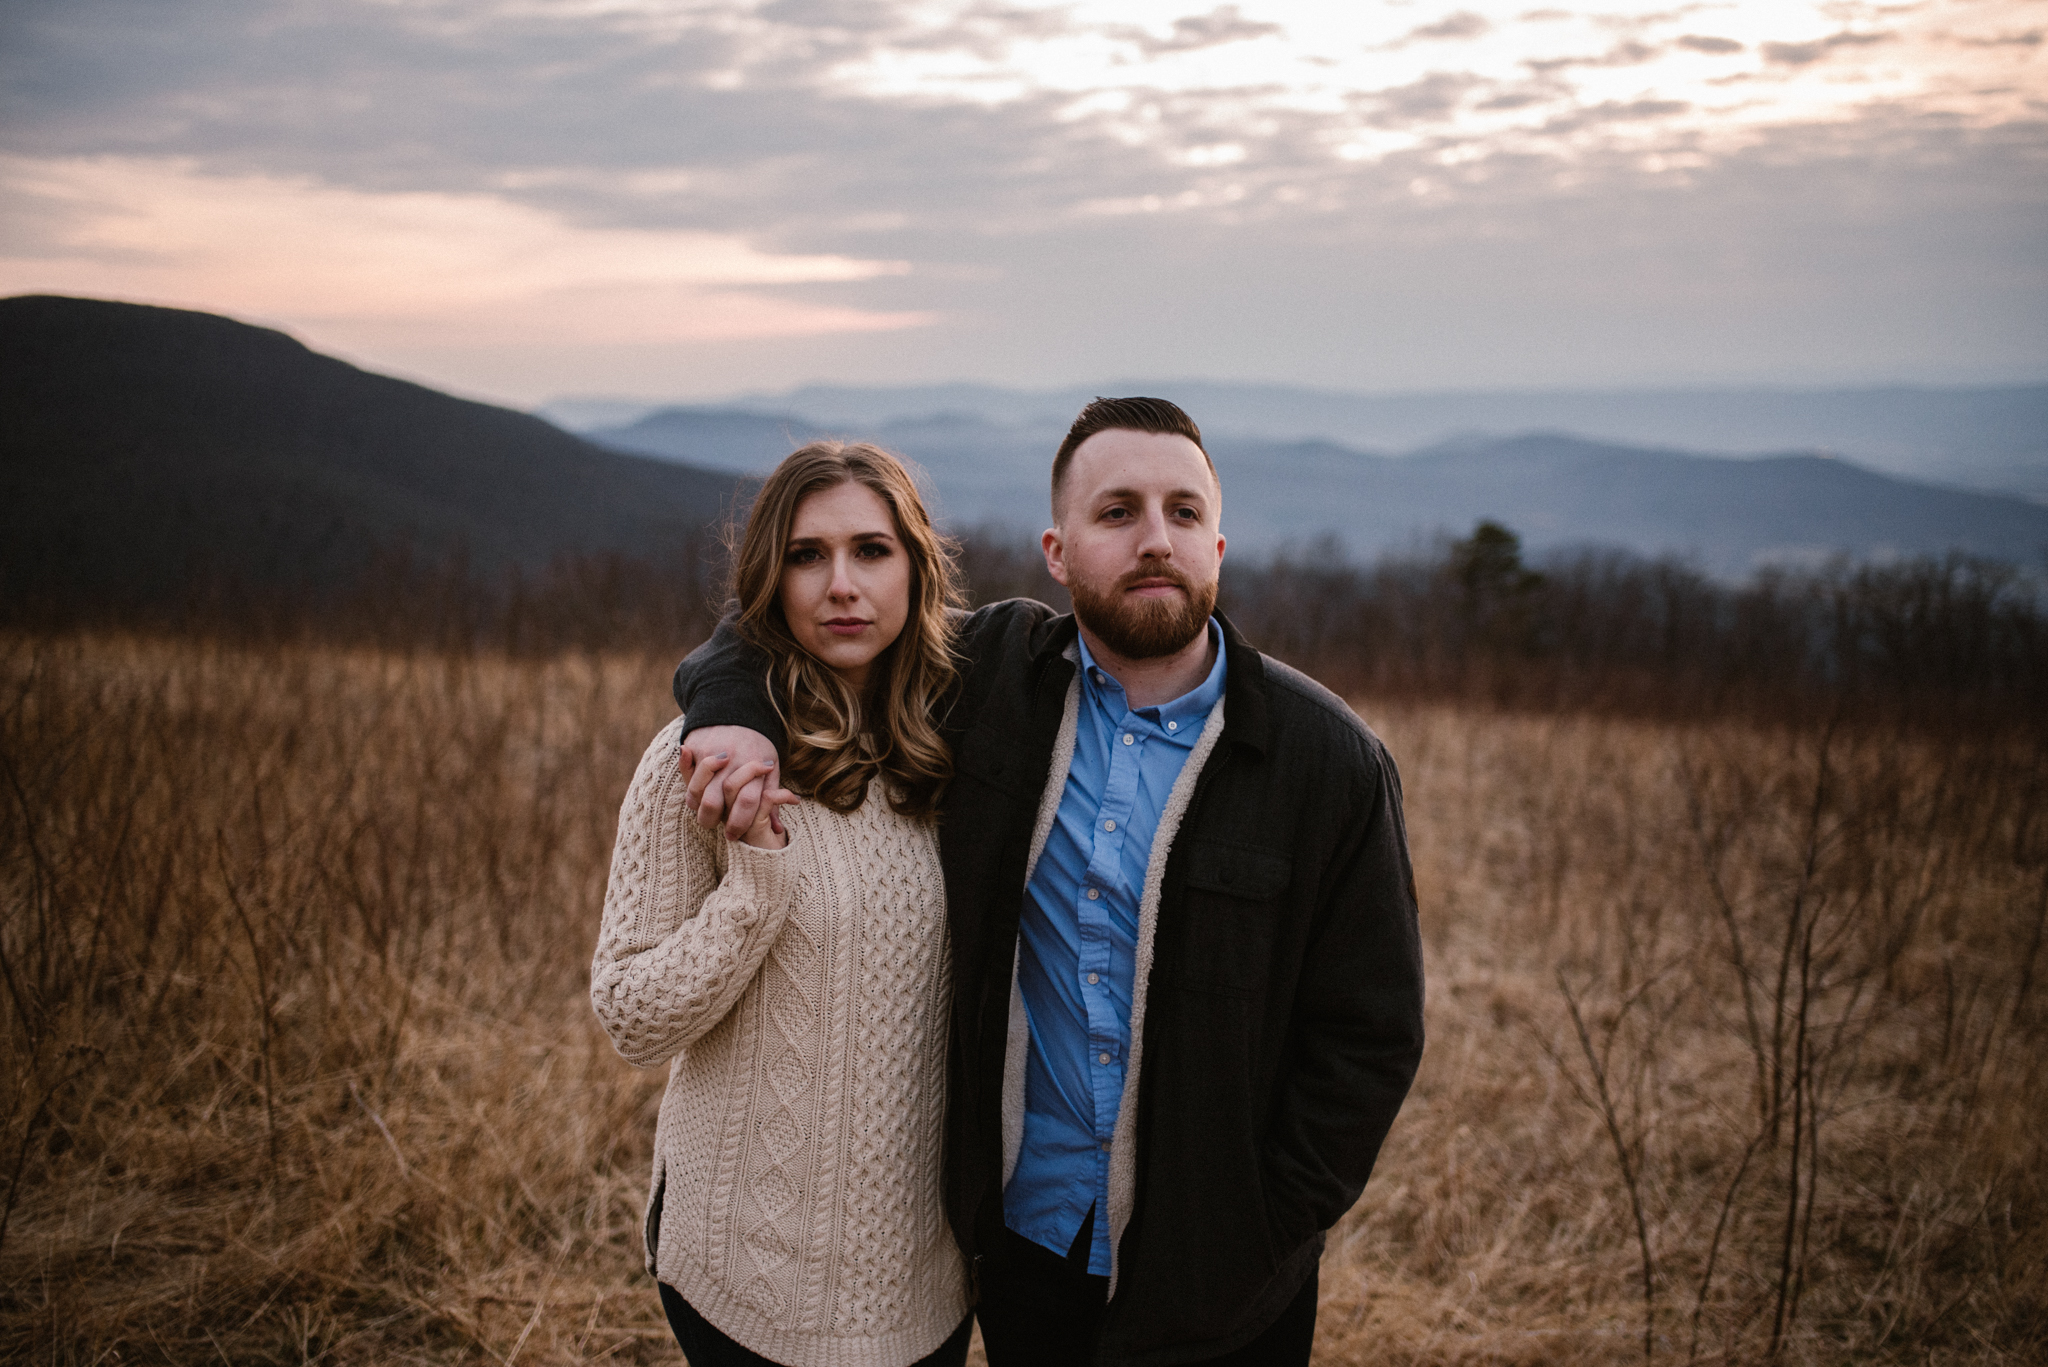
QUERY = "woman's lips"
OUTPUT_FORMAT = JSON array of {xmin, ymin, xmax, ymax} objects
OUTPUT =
[{"xmin": 824, "ymin": 618, "xmax": 872, "ymax": 637}]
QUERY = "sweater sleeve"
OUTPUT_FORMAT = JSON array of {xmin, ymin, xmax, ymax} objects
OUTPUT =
[
  {"xmin": 670, "ymin": 600, "xmax": 1062, "ymax": 756},
  {"xmin": 591, "ymin": 718, "xmax": 803, "ymax": 1068}
]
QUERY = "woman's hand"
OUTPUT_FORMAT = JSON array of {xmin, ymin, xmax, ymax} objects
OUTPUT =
[{"xmin": 680, "ymin": 749, "xmax": 797, "ymax": 849}]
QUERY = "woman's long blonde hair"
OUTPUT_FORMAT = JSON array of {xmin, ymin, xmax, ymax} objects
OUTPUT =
[{"xmin": 727, "ymin": 442, "xmax": 962, "ymax": 818}]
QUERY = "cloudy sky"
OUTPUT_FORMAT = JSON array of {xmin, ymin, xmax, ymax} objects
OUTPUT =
[{"xmin": 3, "ymin": 0, "xmax": 2044, "ymax": 405}]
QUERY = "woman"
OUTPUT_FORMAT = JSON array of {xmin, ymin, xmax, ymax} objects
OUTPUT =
[{"xmin": 592, "ymin": 442, "xmax": 970, "ymax": 1367}]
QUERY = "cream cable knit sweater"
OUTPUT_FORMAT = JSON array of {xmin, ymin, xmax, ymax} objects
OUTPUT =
[{"xmin": 593, "ymin": 717, "xmax": 966, "ymax": 1367}]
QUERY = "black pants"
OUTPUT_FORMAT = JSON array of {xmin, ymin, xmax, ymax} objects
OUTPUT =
[
  {"xmin": 975, "ymin": 1212, "xmax": 1318, "ymax": 1367},
  {"xmin": 657, "ymin": 1284, "xmax": 973, "ymax": 1367}
]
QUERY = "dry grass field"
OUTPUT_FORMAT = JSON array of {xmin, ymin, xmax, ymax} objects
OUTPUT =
[{"xmin": 2, "ymin": 629, "xmax": 2043, "ymax": 1364}]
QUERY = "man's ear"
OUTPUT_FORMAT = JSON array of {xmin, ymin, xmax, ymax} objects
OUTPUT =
[{"xmin": 1042, "ymin": 527, "xmax": 1071, "ymax": 588}]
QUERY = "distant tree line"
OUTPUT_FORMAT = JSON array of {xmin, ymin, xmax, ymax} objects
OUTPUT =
[
  {"xmin": 947, "ymin": 520, "xmax": 2046, "ymax": 733},
  {"xmin": 8, "ymin": 519, "xmax": 2040, "ymax": 732},
  {"xmin": 1230, "ymin": 524, "xmax": 2046, "ymax": 732}
]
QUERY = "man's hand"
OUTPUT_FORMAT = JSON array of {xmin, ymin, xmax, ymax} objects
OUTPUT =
[
  {"xmin": 678, "ymin": 725, "xmax": 784, "ymax": 840},
  {"xmin": 696, "ymin": 756, "xmax": 797, "ymax": 849}
]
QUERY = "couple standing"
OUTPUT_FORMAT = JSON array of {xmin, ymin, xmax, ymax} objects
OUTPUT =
[{"xmin": 592, "ymin": 398, "xmax": 1425, "ymax": 1367}]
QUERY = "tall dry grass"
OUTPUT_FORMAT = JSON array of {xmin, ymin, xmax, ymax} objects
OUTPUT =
[
  {"xmin": 2, "ymin": 629, "xmax": 2043, "ymax": 1364},
  {"xmin": 1319, "ymin": 705, "xmax": 2048, "ymax": 1364},
  {"xmin": 1, "ymin": 631, "xmax": 684, "ymax": 1363}
]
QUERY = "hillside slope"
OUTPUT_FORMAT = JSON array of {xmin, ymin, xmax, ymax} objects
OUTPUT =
[{"xmin": 1, "ymin": 296, "xmax": 741, "ymax": 614}]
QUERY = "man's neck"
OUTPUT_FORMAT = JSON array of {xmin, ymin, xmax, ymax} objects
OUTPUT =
[{"xmin": 1078, "ymin": 620, "xmax": 1218, "ymax": 710}]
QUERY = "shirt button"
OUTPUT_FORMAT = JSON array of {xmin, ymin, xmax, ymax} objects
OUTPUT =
[
  {"xmin": 1122, "ymin": 733, "xmax": 1134, "ymax": 745},
  {"xmin": 1099, "ymin": 1052, "xmax": 1112, "ymax": 1065},
  {"xmin": 1087, "ymin": 972, "xmax": 1099, "ymax": 984},
  {"xmin": 1094, "ymin": 671, "xmax": 1107, "ymax": 684},
  {"xmin": 1086, "ymin": 888, "xmax": 1100, "ymax": 901},
  {"xmin": 1100, "ymin": 1142, "xmax": 1111, "ymax": 1152},
  {"xmin": 1103, "ymin": 819, "xmax": 1115, "ymax": 832},
  {"xmin": 1166, "ymin": 720, "xmax": 1178, "ymax": 731}
]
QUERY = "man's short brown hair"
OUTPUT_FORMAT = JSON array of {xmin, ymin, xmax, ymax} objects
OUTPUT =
[{"xmin": 1050, "ymin": 396, "xmax": 1215, "ymax": 523}]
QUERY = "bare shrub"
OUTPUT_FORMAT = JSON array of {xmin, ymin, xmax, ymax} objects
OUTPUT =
[{"xmin": 1317, "ymin": 704, "xmax": 2048, "ymax": 1365}]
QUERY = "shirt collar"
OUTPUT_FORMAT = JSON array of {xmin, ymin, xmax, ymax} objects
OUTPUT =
[{"xmin": 1075, "ymin": 618, "xmax": 1227, "ymax": 742}]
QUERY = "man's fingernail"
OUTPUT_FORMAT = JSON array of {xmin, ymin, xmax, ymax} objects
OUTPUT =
[{"xmin": 714, "ymin": 752, "xmax": 728, "ymax": 759}]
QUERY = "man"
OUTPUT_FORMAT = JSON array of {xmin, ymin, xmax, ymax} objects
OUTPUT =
[{"xmin": 674, "ymin": 397, "xmax": 1424, "ymax": 1366}]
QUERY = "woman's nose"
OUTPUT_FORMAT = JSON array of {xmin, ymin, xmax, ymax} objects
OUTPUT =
[{"xmin": 829, "ymin": 554, "xmax": 859, "ymax": 599}]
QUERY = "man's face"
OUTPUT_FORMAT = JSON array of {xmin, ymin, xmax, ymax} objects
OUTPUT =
[{"xmin": 1043, "ymin": 428, "xmax": 1225, "ymax": 660}]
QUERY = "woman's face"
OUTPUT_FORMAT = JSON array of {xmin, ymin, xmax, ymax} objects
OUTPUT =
[{"xmin": 778, "ymin": 479, "xmax": 912, "ymax": 691}]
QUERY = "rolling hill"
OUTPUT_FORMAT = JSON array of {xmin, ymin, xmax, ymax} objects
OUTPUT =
[{"xmin": 0, "ymin": 295, "xmax": 743, "ymax": 615}]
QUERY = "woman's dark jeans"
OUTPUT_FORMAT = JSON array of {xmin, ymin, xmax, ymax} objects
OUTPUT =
[{"xmin": 657, "ymin": 1284, "xmax": 972, "ymax": 1367}]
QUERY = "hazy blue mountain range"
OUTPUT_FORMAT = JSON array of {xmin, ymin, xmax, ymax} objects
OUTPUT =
[
  {"xmin": 546, "ymin": 379, "xmax": 2048, "ymax": 504},
  {"xmin": 5, "ymin": 294, "xmax": 2037, "ymax": 613},
  {"xmin": 1, "ymin": 296, "xmax": 743, "ymax": 614},
  {"xmin": 585, "ymin": 405, "xmax": 2048, "ymax": 579}
]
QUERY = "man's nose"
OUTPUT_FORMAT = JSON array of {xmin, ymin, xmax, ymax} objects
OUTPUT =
[{"xmin": 1136, "ymin": 505, "xmax": 1175, "ymax": 558}]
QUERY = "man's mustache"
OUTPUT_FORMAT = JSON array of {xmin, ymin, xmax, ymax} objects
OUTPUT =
[{"xmin": 1116, "ymin": 564, "xmax": 1198, "ymax": 595}]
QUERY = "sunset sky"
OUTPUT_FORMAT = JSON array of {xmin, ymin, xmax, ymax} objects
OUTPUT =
[{"xmin": 4, "ymin": 0, "xmax": 2044, "ymax": 405}]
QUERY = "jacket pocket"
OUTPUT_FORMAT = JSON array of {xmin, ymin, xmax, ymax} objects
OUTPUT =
[
  {"xmin": 1182, "ymin": 841, "xmax": 1292, "ymax": 900},
  {"xmin": 1170, "ymin": 840, "xmax": 1293, "ymax": 998},
  {"xmin": 1130, "ymin": 990, "xmax": 1290, "ymax": 1323}
]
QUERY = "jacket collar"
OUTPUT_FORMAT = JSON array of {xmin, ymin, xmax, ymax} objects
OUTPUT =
[
  {"xmin": 1027, "ymin": 606, "xmax": 1270, "ymax": 759},
  {"xmin": 1214, "ymin": 609, "xmax": 1271, "ymax": 757}
]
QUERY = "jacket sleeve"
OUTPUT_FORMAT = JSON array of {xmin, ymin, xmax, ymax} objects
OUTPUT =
[
  {"xmin": 671, "ymin": 620, "xmax": 788, "ymax": 759},
  {"xmin": 590, "ymin": 718, "xmax": 803, "ymax": 1068},
  {"xmin": 1260, "ymin": 740, "xmax": 1426, "ymax": 1246},
  {"xmin": 671, "ymin": 600, "xmax": 1061, "ymax": 752}
]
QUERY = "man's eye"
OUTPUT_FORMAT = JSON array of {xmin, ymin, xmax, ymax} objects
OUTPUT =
[{"xmin": 1103, "ymin": 507, "xmax": 1130, "ymax": 521}]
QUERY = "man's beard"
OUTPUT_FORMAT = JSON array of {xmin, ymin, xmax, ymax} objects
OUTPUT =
[{"xmin": 1070, "ymin": 561, "xmax": 1218, "ymax": 660}]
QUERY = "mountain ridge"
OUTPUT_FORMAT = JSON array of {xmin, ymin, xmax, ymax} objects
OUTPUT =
[
  {"xmin": 586, "ymin": 404, "xmax": 2048, "ymax": 578},
  {"xmin": 1, "ymin": 295, "xmax": 744, "ymax": 615},
  {"xmin": 547, "ymin": 379, "xmax": 2048, "ymax": 502},
  {"xmin": 5, "ymin": 296, "xmax": 2040, "ymax": 611}
]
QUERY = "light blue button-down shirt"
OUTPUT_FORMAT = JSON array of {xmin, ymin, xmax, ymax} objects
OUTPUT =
[{"xmin": 1002, "ymin": 619, "xmax": 1227, "ymax": 1274}]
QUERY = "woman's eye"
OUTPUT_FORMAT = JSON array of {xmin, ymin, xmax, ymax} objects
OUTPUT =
[
  {"xmin": 787, "ymin": 547, "xmax": 821, "ymax": 565},
  {"xmin": 856, "ymin": 542, "xmax": 891, "ymax": 559}
]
